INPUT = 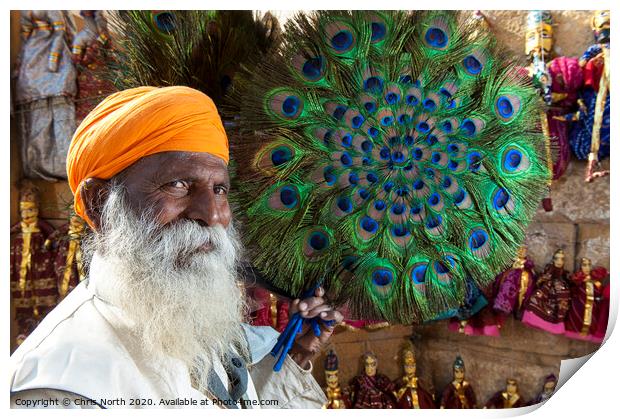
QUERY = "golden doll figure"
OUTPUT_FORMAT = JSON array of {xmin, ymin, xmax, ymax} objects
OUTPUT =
[
  {"xmin": 10, "ymin": 182, "xmax": 56, "ymax": 346},
  {"xmin": 522, "ymin": 249, "xmax": 571, "ymax": 334},
  {"xmin": 322, "ymin": 350, "xmax": 351, "ymax": 409},
  {"xmin": 349, "ymin": 351, "xmax": 396, "ymax": 408},
  {"xmin": 47, "ymin": 214, "xmax": 88, "ymax": 301},
  {"xmin": 440, "ymin": 356, "xmax": 477, "ymax": 409},
  {"xmin": 393, "ymin": 343, "xmax": 435, "ymax": 409},
  {"xmin": 564, "ymin": 257, "xmax": 609, "ymax": 343},
  {"xmin": 485, "ymin": 379, "xmax": 526, "ymax": 409}
]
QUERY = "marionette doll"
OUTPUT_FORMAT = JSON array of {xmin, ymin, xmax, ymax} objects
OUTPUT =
[
  {"xmin": 521, "ymin": 249, "xmax": 571, "ymax": 334},
  {"xmin": 393, "ymin": 344, "xmax": 435, "ymax": 409},
  {"xmin": 47, "ymin": 214, "xmax": 87, "ymax": 301},
  {"xmin": 246, "ymin": 286, "xmax": 289, "ymax": 332},
  {"xmin": 492, "ymin": 245, "xmax": 536, "ymax": 320},
  {"xmin": 592, "ymin": 278, "xmax": 610, "ymax": 343},
  {"xmin": 448, "ymin": 282, "xmax": 503, "ymax": 337},
  {"xmin": 14, "ymin": 10, "xmax": 76, "ymax": 180},
  {"xmin": 484, "ymin": 379, "xmax": 526, "ymax": 409},
  {"xmin": 349, "ymin": 351, "xmax": 397, "ymax": 408},
  {"xmin": 528, "ymin": 374, "xmax": 557, "ymax": 405},
  {"xmin": 567, "ymin": 10, "xmax": 610, "ymax": 182},
  {"xmin": 564, "ymin": 257, "xmax": 609, "ymax": 343},
  {"xmin": 10, "ymin": 183, "xmax": 57, "ymax": 346},
  {"xmin": 440, "ymin": 356, "xmax": 477, "ymax": 409},
  {"xmin": 322, "ymin": 350, "xmax": 351, "ymax": 409},
  {"xmin": 72, "ymin": 10, "xmax": 117, "ymax": 125}
]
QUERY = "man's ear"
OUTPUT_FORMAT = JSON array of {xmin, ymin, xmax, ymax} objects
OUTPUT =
[{"xmin": 79, "ymin": 177, "xmax": 111, "ymax": 232}]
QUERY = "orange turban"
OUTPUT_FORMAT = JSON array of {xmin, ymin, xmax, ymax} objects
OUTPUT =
[{"xmin": 67, "ymin": 86, "xmax": 229, "ymax": 227}]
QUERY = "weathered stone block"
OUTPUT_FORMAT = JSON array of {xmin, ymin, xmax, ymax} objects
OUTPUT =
[{"xmin": 524, "ymin": 221, "xmax": 577, "ymax": 272}]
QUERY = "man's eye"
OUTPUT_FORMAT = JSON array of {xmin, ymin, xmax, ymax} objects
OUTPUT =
[
  {"xmin": 214, "ymin": 185, "xmax": 228, "ymax": 195},
  {"xmin": 168, "ymin": 180, "xmax": 188, "ymax": 189}
]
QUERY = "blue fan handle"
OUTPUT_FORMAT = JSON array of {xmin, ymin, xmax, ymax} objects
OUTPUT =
[{"xmin": 270, "ymin": 285, "xmax": 335, "ymax": 372}]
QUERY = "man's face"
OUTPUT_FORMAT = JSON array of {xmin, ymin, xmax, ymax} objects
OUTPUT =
[
  {"xmin": 117, "ymin": 151, "xmax": 232, "ymax": 235},
  {"xmin": 364, "ymin": 356, "xmax": 377, "ymax": 377}
]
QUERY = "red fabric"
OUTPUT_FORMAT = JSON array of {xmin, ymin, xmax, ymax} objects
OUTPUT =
[{"xmin": 350, "ymin": 373, "xmax": 397, "ymax": 409}]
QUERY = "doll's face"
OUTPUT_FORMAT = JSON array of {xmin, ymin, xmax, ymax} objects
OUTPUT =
[
  {"xmin": 20, "ymin": 205, "xmax": 38, "ymax": 224},
  {"xmin": 325, "ymin": 371, "xmax": 340, "ymax": 389},
  {"xmin": 506, "ymin": 381, "xmax": 518, "ymax": 396},
  {"xmin": 525, "ymin": 23, "xmax": 553, "ymax": 56},
  {"xmin": 553, "ymin": 251, "xmax": 565, "ymax": 268},
  {"xmin": 592, "ymin": 11, "xmax": 610, "ymax": 43},
  {"xmin": 404, "ymin": 362, "xmax": 417, "ymax": 376},
  {"xmin": 454, "ymin": 368, "xmax": 465, "ymax": 382},
  {"xmin": 364, "ymin": 356, "xmax": 378, "ymax": 377},
  {"xmin": 543, "ymin": 380, "xmax": 556, "ymax": 395},
  {"xmin": 581, "ymin": 258, "xmax": 593, "ymax": 275}
]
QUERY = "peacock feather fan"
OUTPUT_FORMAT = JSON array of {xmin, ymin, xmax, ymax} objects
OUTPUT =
[
  {"xmin": 105, "ymin": 10, "xmax": 281, "ymax": 107},
  {"xmin": 229, "ymin": 10, "xmax": 550, "ymax": 324}
]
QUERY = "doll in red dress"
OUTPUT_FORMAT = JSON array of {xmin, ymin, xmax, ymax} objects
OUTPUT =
[
  {"xmin": 393, "ymin": 344, "xmax": 435, "ymax": 409},
  {"xmin": 322, "ymin": 350, "xmax": 351, "ymax": 409},
  {"xmin": 440, "ymin": 356, "xmax": 477, "ymax": 409},
  {"xmin": 484, "ymin": 379, "xmax": 526, "ymax": 409},
  {"xmin": 349, "ymin": 351, "xmax": 397, "ymax": 408}
]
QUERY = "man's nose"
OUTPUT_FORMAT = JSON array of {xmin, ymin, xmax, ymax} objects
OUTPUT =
[{"xmin": 184, "ymin": 190, "xmax": 224, "ymax": 227}]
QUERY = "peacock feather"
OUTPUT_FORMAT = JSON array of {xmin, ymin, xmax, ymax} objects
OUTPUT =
[
  {"xmin": 230, "ymin": 10, "xmax": 550, "ymax": 324},
  {"xmin": 105, "ymin": 10, "xmax": 281, "ymax": 107}
]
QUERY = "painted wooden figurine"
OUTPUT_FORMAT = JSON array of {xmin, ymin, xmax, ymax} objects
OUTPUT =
[
  {"xmin": 322, "ymin": 350, "xmax": 351, "ymax": 409},
  {"xmin": 528, "ymin": 373, "xmax": 557, "ymax": 405},
  {"xmin": 492, "ymin": 245, "xmax": 537, "ymax": 320},
  {"xmin": 440, "ymin": 356, "xmax": 477, "ymax": 409},
  {"xmin": 349, "ymin": 351, "xmax": 396, "ymax": 408},
  {"xmin": 393, "ymin": 343, "xmax": 435, "ymax": 409},
  {"xmin": 484, "ymin": 378, "xmax": 526, "ymax": 409},
  {"xmin": 47, "ymin": 214, "xmax": 87, "ymax": 301}
]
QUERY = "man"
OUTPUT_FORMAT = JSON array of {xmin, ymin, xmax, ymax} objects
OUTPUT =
[{"xmin": 10, "ymin": 86, "xmax": 343, "ymax": 408}]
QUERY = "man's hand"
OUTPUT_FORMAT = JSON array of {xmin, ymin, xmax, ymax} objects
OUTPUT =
[{"xmin": 287, "ymin": 287, "xmax": 343, "ymax": 369}]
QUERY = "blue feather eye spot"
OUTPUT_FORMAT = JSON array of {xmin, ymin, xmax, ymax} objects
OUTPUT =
[
  {"xmin": 368, "ymin": 127, "xmax": 379, "ymax": 137},
  {"xmin": 282, "ymin": 96, "xmax": 300, "ymax": 117},
  {"xmin": 411, "ymin": 264, "xmax": 427, "ymax": 284},
  {"xmin": 332, "ymin": 105, "xmax": 347, "ymax": 121},
  {"xmin": 374, "ymin": 200, "xmax": 386, "ymax": 211},
  {"xmin": 388, "ymin": 136, "xmax": 400, "ymax": 146},
  {"xmin": 404, "ymin": 135, "xmax": 415, "ymax": 146},
  {"xmin": 460, "ymin": 119, "xmax": 476, "ymax": 136},
  {"xmin": 406, "ymin": 95, "xmax": 419, "ymax": 106},
  {"xmin": 453, "ymin": 188, "xmax": 466, "ymax": 204},
  {"xmin": 410, "ymin": 204, "xmax": 422, "ymax": 215},
  {"xmin": 427, "ymin": 135, "xmax": 438, "ymax": 146},
  {"xmin": 271, "ymin": 146, "xmax": 293, "ymax": 166},
  {"xmin": 308, "ymin": 231, "xmax": 329, "ymax": 251},
  {"xmin": 153, "ymin": 12, "xmax": 176, "ymax": 34},
  {"xmin": 383, "ymin": 181, "xmax": 395, "ymax": 192},
  {"xmin": 468, "ymin": 152, "xmax": 483, "ymax": 172},
  {"xmin": 301, "ymin": 56, "xmax": 324, "ymax": 81},
  {"xmin": 439, "ymin": 88, "xmax": 452, "ymax": 98},
  {"xmin": 495, "ymin": 94, "xmax": 522, "ymax": 122},
  {"xmin": 364, "ymin": 76, "xmax": 384, "ymax": 94},
  {"xmin": 351, "ymin": 115, "xmax": 365, "ymax": 129},
  {"xmin": 341, "ymin": 133, "xmax": 353, "ymax": 147},
  {"xmin": 381, "ymin": 116, "xmax": 394, "ymax": 127},
  {"xmin": 371, "ymin": 22, "xmax": 387, "ymax": 42},
  {"xmin": 442, "ymin": 176, "xmax": 452, "ymax": 188},
  {"xmin": 340, "ymin": 152, "xmax": 353, "ymax": 166},
  {"xmin": 441, "ymin": 120, "xmax": 453, "ymax": 133},
  {"xmin": 395, "ymin": 186, "xmax": 409, "ymax": 197},
  {"xmin": 428, "ymin": 193, "xmax": 441, "ymax": 206},
  {"xmin": 502, "ymin": 146, "xmax": 530, "ymax": 173},
  {"xmin": 413, "ymin": 179, "xmax": 425, "ymax": 190},
  {"xmin": 416, "ymin": 121, "xmax": 430, "ymax": 133},
  {"xmin": 379, "ymin": 146, "xmax": 391, "ymax": 160},
  {"xmin": 448, "ymin": 160, "xmax": 459, "ymax": 171},
  {"xmin": 364, "ymin": 101, "xmax": 378, "ymax": 113},
  {"xmin": 359, "ymin": 188, "xmax": 370, "ymax": 200},
  {"xmin": 492, "ymin": 187, "xmax": 510, "ymax": 210},
  {"xmin": 423, "ymin": 98, "xmax": 437, "ymax": 112},
  {"xmin": 371, "ymin": 268, "xmax": 393, "ymax": 286},
  {"xmin": 424, "ymin": 168, "xmax": 435, "ymax": 178},
  {"xmin": 348, "ymin": 172, "xmax": 359, "ymax": 185},
  {"xmin": 447, "ymin": 143, "xmax": 459, "ymax": 155},
  {"xmin": 446, "ymin": 99, "xmax": 456, "ymax": 109},
  {"xmin": 361, "ymin": 140, "xmax": 374, "ymax": 153},
  {"xmin": 279, "ymin": 186, "xmax": 299, "ymax": 208},
  {"xmin": 337, "ymin": 196, "xmax": 353, "ymax": 213},
  {"xmin": 322, "ymin": 130, "xmax": 333, "ymax": 146},
  {"xmin": 434, "ymin": 255, "xmax": 455, "ymax": 275},
  {"xmin": 360, "ymin": 216, "xmax": 379, "ymax": 233},
  {"xmin": 362, "ymin": 157, "xmax": 371, "ymax": 166},
  {"xmin": 425, "ymin": 214, "xmax": 442, "ymax": 229},
  {"xmin": 331, "ymin": 30, "xmax": 354, "ymax": 52},
  {"xmin": 425, "ymin": 27, "xmax": 448, "ymax": 48},
  {"xmin": 399, "ymin": 75, "xmax": 413, "ymax": 85},
  {"xmin": 413, "ymin": 148, "xmax": 423, "ymax": 160},
  {"xmin": 431, "ymin": 152, "xmax": 442, "ymax": 164},
  {"xmin": 391, "ymin": 150, "xmax": 405, "ymax": 163},
  {"xmin": 391, "ymin": 225, "xmax": 409, "ymax": 237},
  {"xmin": 385, "ymin": 92, "xmax": 400, "ymax": 105},
  {"xmin": 398, "ymin": 114, "xmax": 411, "ymax": 125},
  {"xmin": 323, "ymin": 166, "xmax": 336, "ymax": 185},
  {"xmin": 391, "ymin": 203, "xmax": 405, "ymax": 215},
  {"xmin": 463, "ymin": 55, "xmax": 482, "ymax": 75},
  {"xmin": 468, "ymin": 229, "xmax": 489, "ymax": 250},
  {"xmin": 367, "ymin": 172, "xmax": 378, "ymax": 183}
]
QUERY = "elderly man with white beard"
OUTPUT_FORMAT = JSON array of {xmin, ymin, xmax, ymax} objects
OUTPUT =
[{"xmin": 9, "ymin": 86, "xmax": 343, "ymax": 409}]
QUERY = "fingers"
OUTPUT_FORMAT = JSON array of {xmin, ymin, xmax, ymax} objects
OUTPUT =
[
  {"xmin": 318, "ymin": 310, "xmax": 344, "ymax": 324},
  {"xmin": 297, "ymin": 296, "xmax": 325, "ymax": 313},
  {"xmin": 304, "ymin": 304, "xmax": 332, "ymax": 318}
]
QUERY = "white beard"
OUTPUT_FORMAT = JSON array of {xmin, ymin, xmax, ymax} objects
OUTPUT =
[{"xmin": 81, "ymin": 184, "xmax": 248, "ymax": 389}]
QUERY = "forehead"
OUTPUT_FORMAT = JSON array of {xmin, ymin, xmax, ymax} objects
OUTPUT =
[{"xmin": 122, "ymin": 151, "xmax": 229, "ymax": 182}]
